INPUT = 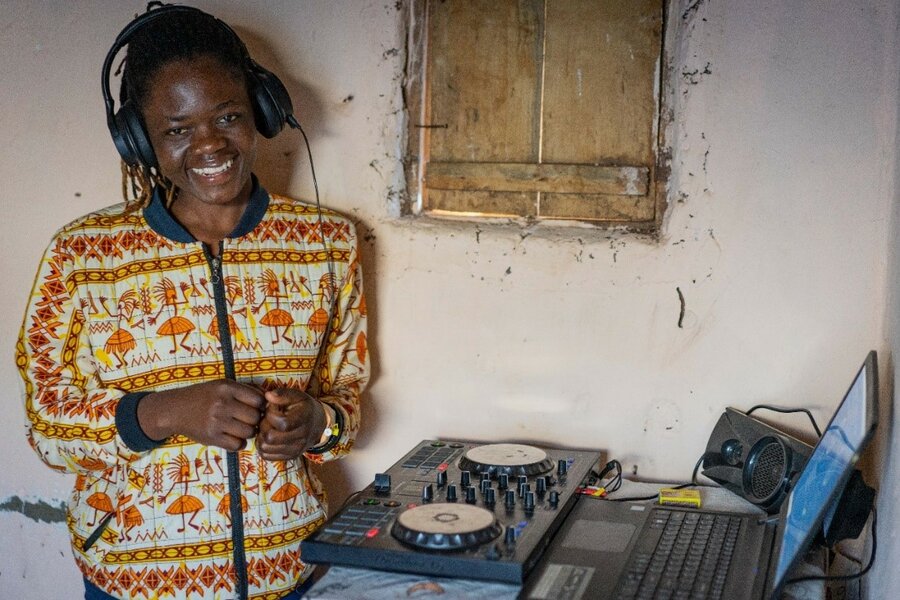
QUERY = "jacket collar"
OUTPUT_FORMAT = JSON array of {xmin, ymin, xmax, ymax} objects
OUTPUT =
[{"xmin": 143, "ymin": 175, "xmax": 270, "ymax": 243}]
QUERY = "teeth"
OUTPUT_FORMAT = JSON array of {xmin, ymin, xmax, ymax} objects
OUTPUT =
[{"xmin": 192, "ymin": 160, "xmax": 233, "ymax": 176}]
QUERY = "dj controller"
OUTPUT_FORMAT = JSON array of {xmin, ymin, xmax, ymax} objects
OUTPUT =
[{"xmin": 300, "ymin": 440, "xmax": 602, "ymax": 583}]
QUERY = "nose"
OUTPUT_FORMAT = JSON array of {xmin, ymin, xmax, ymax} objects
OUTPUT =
[{"xmin": 192, "ymin": 123, "xmax": 227, "ymax": 156}]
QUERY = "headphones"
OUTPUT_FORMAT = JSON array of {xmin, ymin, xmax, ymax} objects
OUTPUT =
[{"xmin": 102, "ymin": 3, "xmax": 299, "ymax": 171}]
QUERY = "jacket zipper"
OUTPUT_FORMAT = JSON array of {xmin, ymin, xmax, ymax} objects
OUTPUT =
[{"xmin": 205, "ymin": 242, "xmax": 249, "ymax": 600}]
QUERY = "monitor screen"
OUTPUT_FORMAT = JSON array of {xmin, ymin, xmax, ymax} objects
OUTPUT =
[{"xmin": 772, "ymin": 351, "xmax": 878, "ymax": 588}]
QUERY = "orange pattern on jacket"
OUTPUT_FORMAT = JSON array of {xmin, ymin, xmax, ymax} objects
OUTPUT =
[{"xmin": 16, "ymin": 192, "xmax": 368, "ymax": 599}]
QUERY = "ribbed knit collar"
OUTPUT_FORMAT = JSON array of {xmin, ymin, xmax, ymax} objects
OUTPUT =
[{"xmin": 143, "ymin": 175, "xmax": 270, "ymax": 243}]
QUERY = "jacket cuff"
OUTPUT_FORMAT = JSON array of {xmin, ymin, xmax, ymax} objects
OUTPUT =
[{"xmin": 116, "ymin": 392, "xmax": 165, "ymax": 452}]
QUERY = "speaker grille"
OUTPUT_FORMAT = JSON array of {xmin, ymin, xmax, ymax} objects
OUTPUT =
[
  {"xmin": 743, "ymin": 437, "xmax": 789, "ymax": 505},
  {"xmin": 749, "ymin": 442, "xmax": 785, "ymax": 498}
]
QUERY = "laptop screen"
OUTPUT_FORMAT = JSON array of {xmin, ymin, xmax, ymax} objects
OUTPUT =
[{"xmin": 771, "ymin": 351, "xmax": 878, "ymax": 590}]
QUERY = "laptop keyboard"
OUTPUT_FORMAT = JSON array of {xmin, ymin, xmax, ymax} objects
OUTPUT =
[{"xmin": 615, "ymin": 510, "xmax": 742, "ymax": 600}]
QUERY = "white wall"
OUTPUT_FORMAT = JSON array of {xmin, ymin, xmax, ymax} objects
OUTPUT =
[
  {"xmin": 1, "ymin": 1, "xmax": 896, "ymax": 598},
  {"xmin": 872, "ymin": 14, "xmax": 900, "ymax": 595}
]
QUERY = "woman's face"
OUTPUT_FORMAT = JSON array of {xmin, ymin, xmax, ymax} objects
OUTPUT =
[{"xmin": 141, "ymin": 55, "xmax": 258, "ymax": 208}]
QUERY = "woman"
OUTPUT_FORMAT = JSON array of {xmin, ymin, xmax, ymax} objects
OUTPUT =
[{"xmin": 16, "ymin": 6, "xmax": 368, "ymax": 599}]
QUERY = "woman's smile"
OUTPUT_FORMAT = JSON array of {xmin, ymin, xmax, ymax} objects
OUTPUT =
[{"xmin": 141, "ymin": 55, "xmax": 258, "ymax": 211}]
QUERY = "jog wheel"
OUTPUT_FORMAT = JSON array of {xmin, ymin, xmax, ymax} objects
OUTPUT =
[
  {"xmin": 458, "ymin": 443, "xmax": 554, "ymax": 478},
  {"xmin": 391, "ymin": 503, "xmax": 502, "ymax": 551}
]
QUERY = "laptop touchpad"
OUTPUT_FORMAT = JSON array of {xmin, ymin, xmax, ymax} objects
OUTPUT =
[{"xmin": 561, "ymin": 520, "xmax": 636, "ymax": 553}]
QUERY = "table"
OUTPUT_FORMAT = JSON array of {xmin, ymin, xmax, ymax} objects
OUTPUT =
[{"xmin": 302, "ymin": 480, "xmax": 826, "ymax": 599}]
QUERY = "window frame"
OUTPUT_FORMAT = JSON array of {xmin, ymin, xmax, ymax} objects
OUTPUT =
[{"xmin": 401, "ymin": 0, "xmax": 673, "ymax": 234}]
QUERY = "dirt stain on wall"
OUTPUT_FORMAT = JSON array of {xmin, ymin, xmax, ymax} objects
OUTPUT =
[{"xmin": 0, "ymin": 496, "xmax": 66, "ymax": 524}]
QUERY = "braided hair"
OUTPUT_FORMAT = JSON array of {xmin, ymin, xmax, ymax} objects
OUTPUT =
[{"xmin": 118, "ymin": 7, "xmax": 248, "ymax": 210}]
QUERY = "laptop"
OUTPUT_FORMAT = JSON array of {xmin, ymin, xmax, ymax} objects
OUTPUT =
[{"xmin": 522, "ymin": 351, "xmax": 879, "ymax": 600}]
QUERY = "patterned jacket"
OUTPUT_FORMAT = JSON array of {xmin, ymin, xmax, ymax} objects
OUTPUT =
[{"xmin": 16, "ymin": 180, "xmax": 368, "ymax": 599}]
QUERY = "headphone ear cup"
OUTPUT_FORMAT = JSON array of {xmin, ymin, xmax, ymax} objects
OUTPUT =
[
  {"xmin": 109, "ymin": 106, "xmax": 139, "ymax": 168},
  {"xmin": 113, "ymin": 100, "xmax": 158, "ymax": 171},
  {"xmin": 248, "ymin": 63, "xmax": 294, "ymax": 138}
]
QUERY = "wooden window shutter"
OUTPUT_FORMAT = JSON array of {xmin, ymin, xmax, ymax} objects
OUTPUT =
[{"xmin": 409, "ymin": 0, "xmax": 667, "ymax": 228}]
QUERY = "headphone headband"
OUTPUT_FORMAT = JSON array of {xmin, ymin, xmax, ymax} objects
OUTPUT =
[{"xmin": 102, "ymin": 3, "xmax": 298, "ymax": 170}]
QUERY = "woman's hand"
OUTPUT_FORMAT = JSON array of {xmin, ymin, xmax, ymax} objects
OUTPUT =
[
  {"xmin": 256, "ymin": 388, "xmax": 326, "ymax": 461},
  {"xmin": 137, "ymin": 380, "xmax": 266, "ymax": 451}
]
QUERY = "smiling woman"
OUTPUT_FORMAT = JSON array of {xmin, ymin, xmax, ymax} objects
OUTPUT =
[
  {"xmin": 15, "ymin": 5, "xmax": 368, "ymax": 600},
  {"xmin": 142, "ymin": 55, "xmax": 259, "ymax": 245}
]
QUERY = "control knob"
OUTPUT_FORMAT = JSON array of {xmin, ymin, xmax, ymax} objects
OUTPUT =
[
  {"xmin": 548, "ymin": 490, "xmax": 560, "ymax": 508},
  {"xmin": 524, "ymin": 491, "xmax": 535, "ymax": 514},
  {"xmin": 504, "ymin": 525, "xmax": 517, "ymax": 546}
]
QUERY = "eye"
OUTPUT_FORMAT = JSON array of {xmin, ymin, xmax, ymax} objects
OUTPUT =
[
  {"xmin": 218, "ymin": 113, "xmax": 241, "ymax": 125},
  {"xmin": 166, "ymin": 126, "xmax": 188, "ymax": 137}
]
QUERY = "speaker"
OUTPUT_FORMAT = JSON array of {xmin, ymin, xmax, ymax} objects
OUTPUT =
[
  {"xmin": 822, "ymin": 469, "xmax": 876, "ymax": 546},
  {"xmin": 701, "ymin": 408, "xmax": 813, "ymax": 513},
  {"xmin": 101, "ymin": 4, "xmax": 298, "ymax": 171}
]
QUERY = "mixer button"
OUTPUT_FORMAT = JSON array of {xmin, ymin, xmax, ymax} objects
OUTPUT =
[{"xmin": 373, "ymin": 473, "xmax": 391, "ymax": 494}]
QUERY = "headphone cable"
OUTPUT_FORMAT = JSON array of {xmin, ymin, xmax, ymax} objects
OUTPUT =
[{"xmin": 292, "ymin": 118, "xmax": 339, "ymax": 394}]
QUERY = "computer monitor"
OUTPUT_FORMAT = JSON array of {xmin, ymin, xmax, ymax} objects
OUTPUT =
[{"xmin": 771, "ymin": 351, "xmax": 878, "ymax": 593}]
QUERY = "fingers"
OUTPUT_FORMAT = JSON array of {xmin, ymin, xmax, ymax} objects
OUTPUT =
[
  {"xmin": 256, "ymin": 424, "xmax": 307, "ymax": 461},
  {"xmin": 225, "ymin": 381, "xmax": 267, "ymax": 411},
  {"xmin": 258, "ymin": 423, "xmax": 306, "ymax": 443},
  {"xmin": 177, "ymin": 380, "xmax": 265, "ymax": 449},
  {"xmin": 221, "ymin": 415, "xmax": 260, "ymax": 442},
  {"xmin": 219, "ymin": 433, "xmax": 251, "ymax": 453},
  {"xmin": 188, "ymin": 383, "xmax": 320, "ymax": 457},
  {"xmin": 264, "ymin": 388, "xmax": 315, "ymax": 408},
  {"xmin": 214, "ymin": 380, "xmax": 266, "ymax": 429},
  {"xmin": 228, "ymin": 401, "xmax": 265, "ymax": 429},
  {"xmin": 262, "ymin": 389, "xmax": 318, "ymax": 433},
  {"xmin": 256, "ymin": 393, "xmax": 328, "ymax": 461},
  {"xmin": 258, "ymin": 448, "xmax": 300, "ymax": 462},
  {"xmin": 263, "ymin": 402, "xmax": 310, "ymax": 432}
]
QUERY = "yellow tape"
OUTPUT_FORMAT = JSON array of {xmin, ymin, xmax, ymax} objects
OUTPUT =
[{"xmin": 658, "ymin": 488, "xmax": 701, "ymax": 508}]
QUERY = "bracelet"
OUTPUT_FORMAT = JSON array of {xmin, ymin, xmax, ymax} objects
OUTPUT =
[
  {"xmin": 317, "ymin": 403, "xmax": 338, "ymax": 445},
  {"xmin": 307, "ymin": 402, "xmax": 343, "ymax": 455}
]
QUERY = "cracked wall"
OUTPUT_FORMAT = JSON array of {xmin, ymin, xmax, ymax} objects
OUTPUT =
[{"xmin": 1, "ymin": 1, "xmax": 896, "ymax": 597}]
